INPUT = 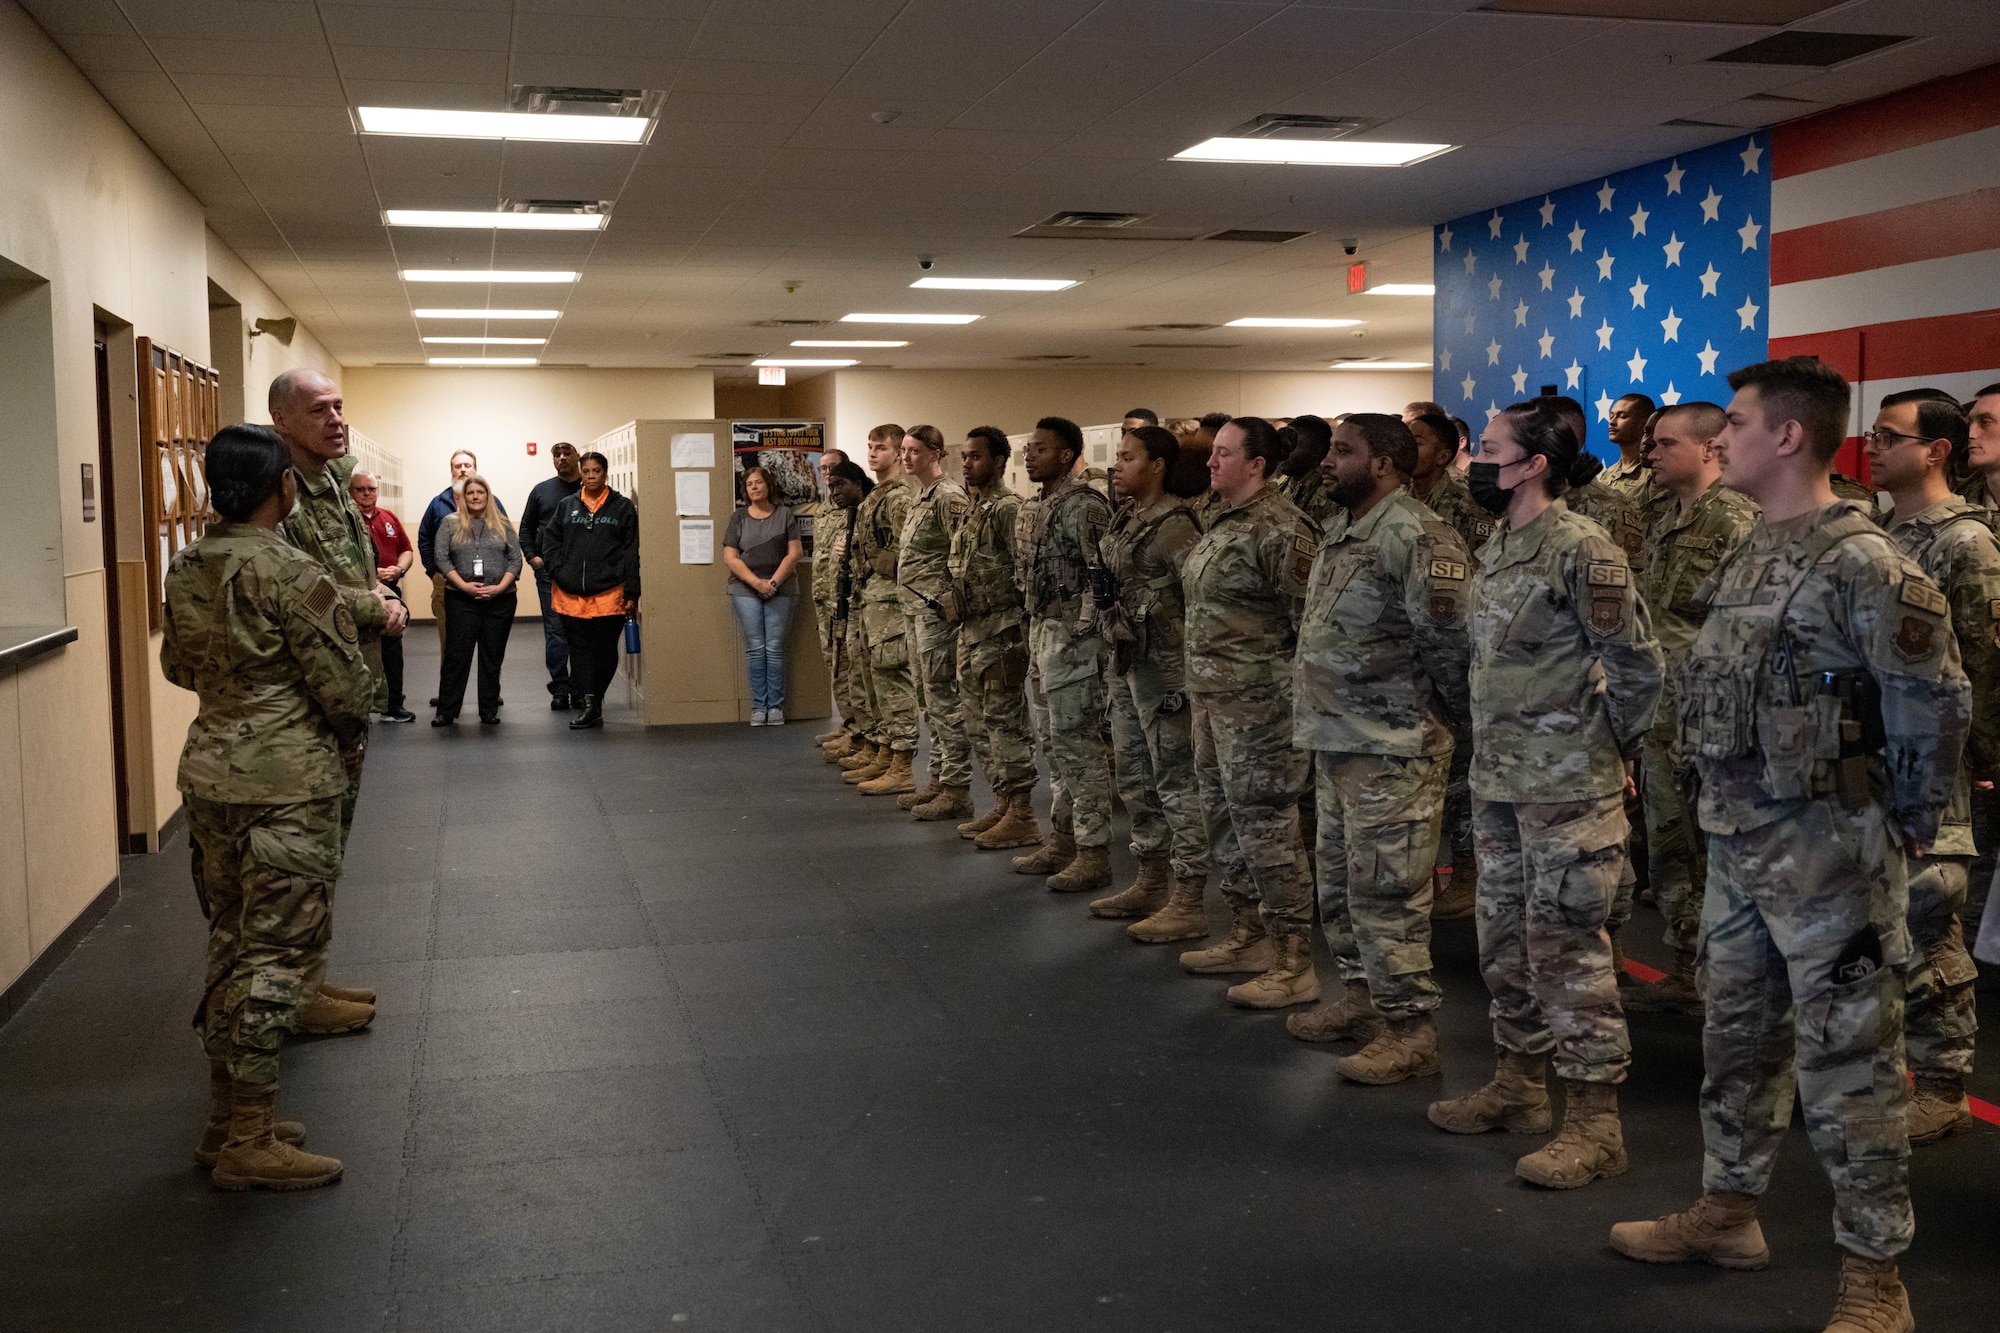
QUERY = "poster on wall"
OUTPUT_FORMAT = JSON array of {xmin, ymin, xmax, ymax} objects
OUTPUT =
[{"xmin": 730, "ymin": 421, "xmax": 825, "ymax": 508}]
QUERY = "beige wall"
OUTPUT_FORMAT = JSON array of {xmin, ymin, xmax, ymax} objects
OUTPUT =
[{"xmin": 205, "ymin": 233, "xmax": 343, "ymax": 427}]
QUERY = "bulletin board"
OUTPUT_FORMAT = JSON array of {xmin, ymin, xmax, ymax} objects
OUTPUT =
[{"xmin": 135, "ymin": 338, "xmax": 220, "ymax": 629}]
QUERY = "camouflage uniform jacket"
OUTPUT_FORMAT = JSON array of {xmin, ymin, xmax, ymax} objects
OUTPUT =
[
  {"xmin": 853, "ymin": 475, "xmax": 914, "ymax": 607},
  {"xmin": 1295, "ymin": 487, "xmax": 1472, "ymax": 757},
  {"xmin": 1099, "ymin": 494, "xmax": 1199, "ymax": 687},
  {"xmin": 803, "ymin": 498, "xmax": 837, "ymax": 609},
  {"xmin": 1023, "ymin": 476, "xmax": 1112, "ymax": 689},
  {"xmin": 1888, "ymin": 496, "xmax": 2000, "ymax": 854},
  {"xmin": 948, "ymin": 483, "xmax": 1025, "ymax": 645},
  {"xmin": 1276, "ymin": 467, "xmax": 1340, "ymax": 528},
  {"xmin": 1640, "ymin": 479, "xmax": 1759, "ymax": 664},
  {"xmin": 1957, "ymin": 471, "xmax": 2000, "ymax": 526},
  {"xmin": 1567, "ymin": 477, "xmax": 1650, "ymax": 561},
  {"xmin": 280, "ymin": 453, "xmax": 387, "ymax": 640},
  {"xmin": 1413, "ymin": 468, "xmax": 1496, "ymax": 555},
  {"xmin": 1469, "ymin": 498, "xmax": 1663, "ymax": 802},
  {"xmin": 896, "ymin": 475, "xmax": 971, "ymax": 617},
  {"xmin": 1681, "ymin": 501, "xmax": 1969, "ymax": 841},
  {"xmin": 821, "ymin": 506, "xmax": 861, "ymax": 651},
  {"xmin": 1831, "ymin": 471, "xmax": 1883, "ymax": 517},
  {"xmin": 1600, "ymin": 456, "xmax": 1650, "ymax": 502},
  {"xmin": 161, "ymin": 523, "xmax": 375, "ymax": 805},
  {"xmin": 1182, "ymin": 484, "xmax": 1318, "ymax": 695}
]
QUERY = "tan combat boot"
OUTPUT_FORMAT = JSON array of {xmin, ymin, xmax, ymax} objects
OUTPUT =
[
  {"xmin": 858, "ymin": 749, "xmax": 917, "ymax": 795},
  {"xmin": 1427, "ymin": 1049, "xmax": 1552, "ymax": 1134},
  {"xmin": 1090, "ymin": 856, "xmax": 1170, "ymax": 919},
  {"xmin": 913, "ymin": 785, "xmax": 973, "ymax": 822},
  {"xmin": 1609, "ymin": 1190, "xmax": 1770, "ymax": 1270},
  {"xmin": 1823, "ymin": 1252, "xmax": 1915, "ymax": 1333},
  {"xmin": 1047, "ymin": 844, "xmax": 1114, "ymax": 893},
  {"xmin": 1516, "ymin": 1080, "xmax": 1628, "ymax": 1188},
  {"xmin": 1907, "ymin": 1073, "xmax": 1974, "ymax": 1145},
  {"xmin": 1285, "ymin": 979, "xmax": 1383, "ymax": 1044},
  {"xmin": 1179, "ymin": 904, "xmax": 1274, "ymax": 975},
  {"xmin": 959, "ymin": 800, "xmax": 1007, "ymax": 839},
  {"xmin": 841, "ymin": 742, "xmax": 886, "ymax": 779},
  {"xmin": 318, "ymin": 982, "xmax": 375, "ymax": 1005},
  {"xmin": 1431, "ymin": 860, "xmax": 1476, "ymax": 920},
  {"xmin": 1335, "ymin": 1014, "xmax": 1442, "ymax": 1085},
  {"xmin": 293, "ymin": 991, "xmax": 374, "ymax": 1036},
  {"xmin": 897, "ymin": 781, "xmax": 940, "ymax": 811},
  {"xmin": 977, "ymin": 790, "xmax": 1043, "ymax": 850},
  {"xmin": 1624, "ymin": 945, "xmax": 1704, "ymax": 1016},
  {"xmin": 814, "ymin": 724, "xmax": 846, "ymax": 744},
  {"xmin": 1013, "ymin": 820, "xmax": 1075, "ymax": 874},
  {"xmin": 210, "ymin": 1081, "xmax": 344, "ymax": 1192},
  {"xmin": 1128, "ymin": 874, "xmax": 1209, "ymax": 943},
  {"xmin": 824, "ymin": 732, "xmax": 859, "ymax": 762},
  {"xmin": 1226, "ymin": 928, "xmax": 1319, "ymax": 1008},
  {"xmin": 194, "ymin": 1061, "xmax": 305, "ymax": 1167}
]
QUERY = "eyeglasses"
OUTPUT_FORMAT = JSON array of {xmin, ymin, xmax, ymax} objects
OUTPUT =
[{"xmin": 1865, "ymin": 426, "xmax": 1929, "ymax": 447}]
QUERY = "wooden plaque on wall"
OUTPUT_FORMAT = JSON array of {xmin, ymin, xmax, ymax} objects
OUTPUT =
[{"xmin": 135, "ymin": 338, "xmax": 220, "ymax": 629}]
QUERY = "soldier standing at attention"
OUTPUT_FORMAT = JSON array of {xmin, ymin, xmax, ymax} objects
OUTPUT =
[
  {"xmin": 1176, "ymin": 417, "xmax": 1322, "ymax": 1009},
  {"xmin": 1866, "ymin": 389, "xmax": 1995, "ymax": 1145},
  {"xmin": 1601, "ymin": 394, "xmax": 1658, "ymax": 500},
  {"xmin": 1287, "ymin": 414, "xmax": 1471, "ymax": 1083},
  {"xmin": 842, "ymin": 425, "xmax": 918, "ymax": 795},
  {"xmin": 1409, "ymin": 409, "xmax": 1494, "ymax": 921},
  {"xmin": 267, "ymin": 368, "xmax": 405, "ymax": 1036},
  {"xmin": 808, "ymin": 450, "xmax": 857, "ymax": 755},
  {"xmin": 1013, "ymin": 417, "xmax": 1117, "ymax": 893},
  {"xmin": 1092, "ymin": 426, "xmax": 1207, "ymax": 929},
  {"xmin": 821, "ymin": 463, "xmax": 876, "ymax": 766},
  {"xmin": 894, "ymin": 425, "xmax": 975, "ymax": 821},
  {"xmin": 1428, "ymin": 400, "xmax": 1661, "ymax": 1191},
  {"xmin": 1623, "ymin": 403, "xmax": 1758, "ymax": 1017},
  {"xmin": 1609, "ymin": 359, "xmax": 1968, "ymax": 1333},
  {"xmin": 163, "ymin": 425, "xmax": 384, "ymax": 1191},
  {"xmin": 1273, "ymin": 414, "xmax": 1339, "ymax": 528},
  {"xmin": 948, "ymin": 428, "xmax": 1042, "ymax": 851}
]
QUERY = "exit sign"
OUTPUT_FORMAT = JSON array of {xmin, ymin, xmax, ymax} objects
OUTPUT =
[
  {"xmin": 1347, "ymin": 261, "xmax": 1368, "ymax": 294},
  {"xmin": 759, "ymin": 366, "xmax": 787, "ymax": 385}
]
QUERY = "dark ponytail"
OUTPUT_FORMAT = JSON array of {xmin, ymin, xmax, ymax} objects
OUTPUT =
[
  {"xmin": 205, "ymin": 424, "xmax": 292, "ymax": 522},
  {"xmin": 1499, "ymin": 400, "xmax": 1587, "ymax": 498}
]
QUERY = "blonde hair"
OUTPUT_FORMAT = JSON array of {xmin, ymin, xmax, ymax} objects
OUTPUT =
[{"xmin": 449, "ymin": 474, "xmax": 514, "ymax": 544}]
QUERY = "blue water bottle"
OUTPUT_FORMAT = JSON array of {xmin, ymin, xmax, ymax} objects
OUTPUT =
[{"xmin": 623, "ymin": 614, "xmax": 641, "ymax": 655}]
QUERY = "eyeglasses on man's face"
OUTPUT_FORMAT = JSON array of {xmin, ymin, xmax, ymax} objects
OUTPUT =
[{"xmin": 1865, "ymin": 426, "xmax": 1929, "ymax": 448}]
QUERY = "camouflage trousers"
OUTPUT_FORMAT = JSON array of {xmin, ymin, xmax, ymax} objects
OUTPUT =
[
  {"xmin": 859, "ymin": 599, "xmax": 918, "ymax": 751},
  {"xmin": 1192, "ymin": 684, "xmax": 1312, "ymax": 933},
  {"xmin": 1699, "ymin": 798, "xmax": 1913, "ymax": 1260},
  {"xmin": 839, "ymin": 616, "xmax": 876, "ymax": 737},
  {"xmin": 1043, "ymin": 670, "xmax": 1113, "ymax": 849},
  {"xmin": 1315, "ymin": 751, "xmax": 1446, "ymax": 1017},
  {"xmin": 1473, "ymin": 794, "xmax": 1632, "ymax": 1083},
  {"xmin": 1109, "ymin": 663, "xmax": 1207, "ymax": 878},
  {"xmin": 187, "ymin": 795, "xmax": 343, "ymax": 1085},
  {"xmin": 957, "ymin": 623, "xmax": 1037, "ymax": 795},
  {"xmin": 1026, "ymin": 662, "xmax": 1068, "ymax": 830},
  {"xmin": 1904, "ymin": 856, "xmax": 1978, "ymax": 1080},
  {"xmin": 1641, "ymin": 727, "xmax": 1704, "ymax": 954},
  {"xmin": 908, "ymin": 607, "xmax": 971, "ymax": 789},
  {"xmin": 818, "ymin": 599, "xmax": 856, "ymax": 733},
  {"xmin": 1438, "ymin": 722, "xmax": 1474, "ymax": 882}
]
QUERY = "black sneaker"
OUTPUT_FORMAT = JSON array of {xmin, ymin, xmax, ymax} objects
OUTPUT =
[
  {"xmin": 551, "ymin": 694, "xmax": 571, "ymax": 711},
  {"xmin": 380, "ymin": 709, "xmax": 417, "ymax": 724},
  {"xmin": 429, "ymin": 696, "xmax": 440, "ymax": 707}
]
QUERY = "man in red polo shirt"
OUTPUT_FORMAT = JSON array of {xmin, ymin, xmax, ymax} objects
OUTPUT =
[{"xmin": 348, "ymin": 470, "xmax": 417, "ymax": 722}]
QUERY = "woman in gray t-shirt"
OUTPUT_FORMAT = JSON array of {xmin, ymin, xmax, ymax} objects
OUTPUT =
[{"xmin": 722, "ymin": 465, "xmax": 804, "ymax": 725}]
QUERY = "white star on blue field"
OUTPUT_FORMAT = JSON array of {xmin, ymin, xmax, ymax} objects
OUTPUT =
[{"xmin": 1432, "ymin": 134, "xmax": 1772, "ymax": 460}]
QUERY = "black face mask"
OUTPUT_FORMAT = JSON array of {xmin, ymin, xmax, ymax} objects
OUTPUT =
[{"xmin": 1467, "ymin": 461, "xmax": 1514, "ymax": 516}]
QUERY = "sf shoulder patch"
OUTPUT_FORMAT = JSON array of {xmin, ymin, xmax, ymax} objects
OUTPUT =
[
  {"xmin": 1429, "ymin": 557, "xmax": 1468, "ymax": 581},
  {"xmin": 1590, "ymin": 593, "xmax": 1625, "ymax": 634},
  {"xmin": 1898, "ymin": 580, "xmax": 1948, "ymax": 616},
  {"xmin": 1586, "ymin": 561, "xmax": 1628, "ymax": 588}
]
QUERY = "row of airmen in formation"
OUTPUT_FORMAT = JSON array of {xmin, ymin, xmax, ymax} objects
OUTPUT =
[{"xmin": 805, "ymin": 360, "xmax": 2000, "ymax": 1333}]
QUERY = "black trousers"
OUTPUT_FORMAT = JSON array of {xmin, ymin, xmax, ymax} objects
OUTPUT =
[
  {"xmin": 380, "ymin": 631, "xmax": 405, "ymax": 712},
  {"xmin": 437, "ymin": 586, "xmax": 518, "ymax": 720},
  {"xmin": 562, "ymin": 614, "xmax": 625, "ymax": 701}
]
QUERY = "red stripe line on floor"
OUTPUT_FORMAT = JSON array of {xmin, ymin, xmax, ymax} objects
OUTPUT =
[{"xmin": 1621, "ymin": 959, "xmax": 1667, "ymax": 985}]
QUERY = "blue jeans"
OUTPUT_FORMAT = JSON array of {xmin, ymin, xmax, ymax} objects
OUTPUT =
[
  {"xmin": 729, "ymin": 593, "xmax": 793, "ymax": 712},
  {"xmin": 534, "ymin": 569, "xmax": 571, "ymax": 695}
]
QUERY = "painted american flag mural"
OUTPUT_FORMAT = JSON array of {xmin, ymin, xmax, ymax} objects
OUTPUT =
[{"xmin": 1432, "ymin": 134, "xmax": 1772, "ymax": 461}]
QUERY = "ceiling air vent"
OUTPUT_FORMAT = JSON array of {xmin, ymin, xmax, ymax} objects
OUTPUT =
[
  {"xmin": 1014, "ymin": 212, "xmax": 1206, "ymax": 241},
  {"xmin": 1203, "ymin": 228, "xmax": 1312, "ymax": 244},
  {"xmin": 698, "ymin": 352, "xmax": 762, "ymax": 359},
  {"xmin": 1042, "ymin": 210, "xmax": 1151, "ymax": 229},
  {"xmin": 1223, "ymin": 113, "xmax": 1372, "ymax": 141},
  {"xmin": 1128, "ymin": 323, "xmax": 1218, "ymax": 332},
  {"xmin": 1130, "ymin": 342, "xmax": 1241, "ymax": 349},
  {"xmin": 1707, "ymin": 31, "xmax": 1911, "ymax": 66},
  {"xmin": 509, "ymin": 85, "xmax": 664, "ymax": 123},
  {"xmin": 1014, "ymin": 353, "xmax": 1086, "ymax": 361},
  {"xmin": 751, "ymin": 318, "xmax": 826, "ymax": 328},
  {"xmin": 504, "ymin": 198, "xmax": 611, "ymax": 216}
]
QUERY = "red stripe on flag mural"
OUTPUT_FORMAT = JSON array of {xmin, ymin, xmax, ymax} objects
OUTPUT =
[
  {"xmin": 1770, "ymin": 188, "xmax": 2000, "ymax": 285},
  {"xmin": 1773, "ymin": 63, "xmax": 2000, "ymax": 180},
  {"xmin": 1770, "ymin": 308, "xmax": 2000, "ymax": 383}
]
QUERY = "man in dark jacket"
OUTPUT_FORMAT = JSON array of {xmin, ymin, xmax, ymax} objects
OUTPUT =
[
  {"xmin": 520, "ymin": 441, "xmax": 585, "ymax": 709},
  {"xmin": 540, "ymin": 450, "xmax": 640, "ymax": 729}
]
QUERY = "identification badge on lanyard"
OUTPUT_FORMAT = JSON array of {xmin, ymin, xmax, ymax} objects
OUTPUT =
[{"xmin": 473, "ymin": 557, "xmax": 484, "ymax": 579}]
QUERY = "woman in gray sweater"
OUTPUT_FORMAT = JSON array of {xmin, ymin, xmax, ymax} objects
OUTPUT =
[{"xmin": 431, "ymin": 474, "xmax": 522, "ymax": 725}]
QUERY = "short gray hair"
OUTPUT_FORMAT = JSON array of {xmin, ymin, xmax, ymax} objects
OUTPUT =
[{"xmin": 268, "ymin": 367, "xmax": 334, "ymax": 416}]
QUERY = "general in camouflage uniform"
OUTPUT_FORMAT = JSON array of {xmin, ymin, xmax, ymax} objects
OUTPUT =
[
  {"xmin": 845, "ymin": 469, "xmax": 918, "ymax": 791},
  {"xmin": 896, "ymin": 466, "xmax": 974, "ymax": 816}
]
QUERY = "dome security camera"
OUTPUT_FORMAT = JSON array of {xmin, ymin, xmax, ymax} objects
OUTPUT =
[{"xmin": 918, "ymin": 256, "xmax": 935, "ymax": 270}]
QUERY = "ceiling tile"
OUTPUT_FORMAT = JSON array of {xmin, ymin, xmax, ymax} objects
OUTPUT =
[
  {"xmin": 332, "ymin": 45, "xmax": 510, "ymax": 85},
  {"xmin": 319, "ymin": 5, "xmax": 512, "ymax": 51}
]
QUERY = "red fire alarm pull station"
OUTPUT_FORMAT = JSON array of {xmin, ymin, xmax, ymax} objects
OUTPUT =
[
  {"xmin": 1347, "ymin": 261, "xmax": 1367, "ymax": 295},
  {"xmin": 527, "ymin": 442, "xmax": 538, "ymax": 456}
]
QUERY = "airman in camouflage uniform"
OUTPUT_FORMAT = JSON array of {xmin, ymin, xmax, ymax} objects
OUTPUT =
[
  {"xmin": 162, "ymin": 426, "xmax": 378, "ymax": 1191},
  {"xmin": 948, "ymin": 430, "xmax": 1040, "ymax": 849},
  {"xmin": 896, "ymin": 429, "xmax": 974, "ymax": 818},
  {"xmin": 844, "ymin": 430, "xmax": 919, "ymax": 795},
  {"xmin": 1287, "ymin": 415, "xmax": 1474, "ymax": 1086},
  {"xmin": 804, "ymin": 457, "xmax": 856, "ymax": 753},
  {"xmin": 820, "ymin": 468, "xmax": 875, "ymax": 764},
  {"xmin": 1177, "ymin": 418, "xmax": 1321, "ymax": 1009},
  {"xmin": 1429, "ymin": 402, "xmax": 1662, "ymax": 1194},
  {"xmin": 1599, "ymin": 392, "xmax": 1657, "ymax": 503},
  {"xmin": 1612, "ymin": 361, "xmax": 1970, "ymax": 1333},
  {"xmin": 1016, "ymin": 420, "xmax": 1116, "ymax": 892}
]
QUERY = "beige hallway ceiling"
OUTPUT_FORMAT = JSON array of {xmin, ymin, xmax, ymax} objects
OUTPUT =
[{"xmin": 25, "ymin": 0, "xmax": 2000, "ymax": 377}]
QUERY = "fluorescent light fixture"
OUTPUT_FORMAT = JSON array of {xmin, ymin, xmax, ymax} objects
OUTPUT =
[
  {"xmin": 413, "ymin": 309, "xmax": 560, "ymax": 319},
  {"xmin": 385, "ymin": 210, "xmax": 604, "ymax": 231},
  {"xmin": 428, "ymin": 357, "xmax": 539, "ymax": 366},
  {"xmin": 752, "ymin": 359, "xmax": 858, "ymax": 367},
  {"xmin": 359, "ymin": 107, "xmax": 648, "ymax": 144},
  {"xmin": 1367, "ymin": 284, "xmax": 1435, "ymax": 296},
  {"xmin": 1226, "ymin": 317, "xmax": 1365, "ymax": 328},
  {"xmin": 791, "ymin": 340, "xmax": 908, "ymax": 348},
  {"xmin": 910, "ymin": 277, "xmax": 1077, "ymax": 292},
  {"xmin": 841, "ymin": 313, "xmax": 980, "ymax": 325},
  {"xmin": 1332, "ymin": 361, "xmax": 1432, "ymax": 370},
  {"xmin": 1174, "ymin": 137, "xmax": 1454, "ymax": 167},
  {"xmin": 422, "ymin": 336, "xmax": 548, "ymax": 345},
  {"xmin": 402, "ymin": 269, "xmax": 578, "ymax": 283}
]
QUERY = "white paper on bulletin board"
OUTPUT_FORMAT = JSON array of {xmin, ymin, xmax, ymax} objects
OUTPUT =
[
  {"xmin": 670, "ymin": 432, "xmax": 715, "ymax": 468},
  {"xmin": 675, "ymin": 471, "xmax": 709, "ymax": 516},
  {"xmin": 679, "ymin": 519, "xmax": 714, "ymax": 564}
]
